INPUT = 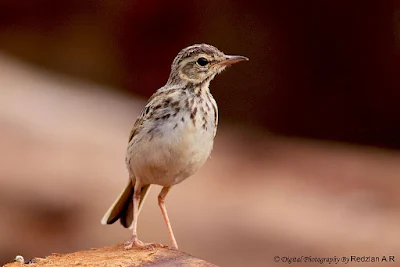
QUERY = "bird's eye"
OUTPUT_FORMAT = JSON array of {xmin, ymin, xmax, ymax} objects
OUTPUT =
[{"xmin": 196, "ymin": 57, "xmax": 209, "ymax": 66}]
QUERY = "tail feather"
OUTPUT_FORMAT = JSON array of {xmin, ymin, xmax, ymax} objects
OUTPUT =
[
  {"xmin": 101, "ymin": 181, "xmax": 151, "ymax": 229},
  {"xmin": 101, "ymin": 181, "xmax": 133, "ymax": 225},
  {"xmin": 120, "ymin": 193, "xmax": 133, "ymax": 228}
]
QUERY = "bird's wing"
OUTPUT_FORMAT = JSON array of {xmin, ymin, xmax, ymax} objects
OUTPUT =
[
  {"xmin": 127, "ymin": 91, "xmax": 163, "ymax": 143},
  {"xmin": 128, "ymin": 106, "xmax": 149, "ymax": 143}
]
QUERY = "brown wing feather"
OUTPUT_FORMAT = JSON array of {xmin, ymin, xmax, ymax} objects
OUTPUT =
[
  {"xmin": 128, "ymin": 91, "xmax": 163, "ymax": 143},
  {"xmin": 128, "ymin": 116, "xmax": 145, "ymax": 143}
]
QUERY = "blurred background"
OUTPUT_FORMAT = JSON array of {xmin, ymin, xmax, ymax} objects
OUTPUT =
[{"xmin": 1, "ymin": 0, "xmax": 400, "ymax": 266}]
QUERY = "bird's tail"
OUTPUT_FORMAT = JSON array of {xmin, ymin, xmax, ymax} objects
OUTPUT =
[{"xmin": 101, "ymin": 181, "xmax": 151, "ymax": 229}]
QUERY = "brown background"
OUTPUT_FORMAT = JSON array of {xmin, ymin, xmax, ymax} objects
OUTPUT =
[{"xmin": 1, "ymin": 1, "xmax": 400, "ymax": 266}]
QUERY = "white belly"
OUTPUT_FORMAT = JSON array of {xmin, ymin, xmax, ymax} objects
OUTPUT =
[{"xmin": 126, "ymin": 113, "xmax": 215, "ymax": 186}]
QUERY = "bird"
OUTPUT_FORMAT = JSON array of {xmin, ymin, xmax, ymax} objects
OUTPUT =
[{"xmin": 101, "ymin": 44, "xmax": 248, "ymax": 250}]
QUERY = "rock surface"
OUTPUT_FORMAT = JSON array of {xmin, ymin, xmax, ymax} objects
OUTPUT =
[{"xmin": 3, "ymin": 245, "xmax": 217, "ymax": 267}]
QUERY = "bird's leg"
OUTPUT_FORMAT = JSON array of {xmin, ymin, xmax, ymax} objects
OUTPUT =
[
  {"xmin": 132, "ymin": 182, "xmax": 144, "ymax": 245},
  {"xmin": 158, "ymin": 186, "xmax": 178, "ymax": 250},
  {"xmin": 125, "ymin": 181, "xmax": 161, "ymax": 249},
  {"xmin": 124, "ymin": 182, "xmax": 144, "ymax": 249}
]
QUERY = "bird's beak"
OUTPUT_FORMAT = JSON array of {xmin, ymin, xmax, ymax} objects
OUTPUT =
[{"xmin": 215, "ymin": 55, "xmax": 249, "ymax": 66}]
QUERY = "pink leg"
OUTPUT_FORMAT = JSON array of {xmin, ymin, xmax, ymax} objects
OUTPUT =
[
  {"xmin": 131, "ymin": 183, "xmax": 144, "ymax": 246},
  {"xmin": 158, "ymin": 186, "xmax": 178, "ymax": 250},
  {"xmin": 125, "ymin": 181, "xmax": 161, "ymax": 249}
]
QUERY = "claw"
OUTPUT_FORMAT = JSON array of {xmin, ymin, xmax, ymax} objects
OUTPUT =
[
  {"xmin": 170, "ymin": 245, "xmax": 178, "ymax": 250},
  {"xmin": 124, "ymin": 238, "xmax": 164, "ymax": 250},
  {"xmin": 124, "ymin": 242, "xmax": 133, "ymax": 250}
]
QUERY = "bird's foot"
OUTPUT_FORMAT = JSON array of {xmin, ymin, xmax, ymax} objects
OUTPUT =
[
  {"xmin": 170, "ymin": 244, "xmax": 178, "ymax": 250},
  {"xmin": 124, "ymin": 238, "xmax": 164, "ymax": 250}
]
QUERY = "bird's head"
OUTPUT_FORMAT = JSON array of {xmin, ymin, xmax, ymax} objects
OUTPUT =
[{"xmin": 167, "ymin": 44, "xmax": 248, "ymax": 86}]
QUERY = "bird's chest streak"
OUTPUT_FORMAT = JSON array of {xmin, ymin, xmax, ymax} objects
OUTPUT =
[{"xmin": 128, "ymin": 95, "xmax": 216, "ymax": 186}]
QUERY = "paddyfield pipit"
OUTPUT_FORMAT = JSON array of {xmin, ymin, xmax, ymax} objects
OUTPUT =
[{"xmin": 101, "ymin": 44, "xmax": 248, "ymax": 250}]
